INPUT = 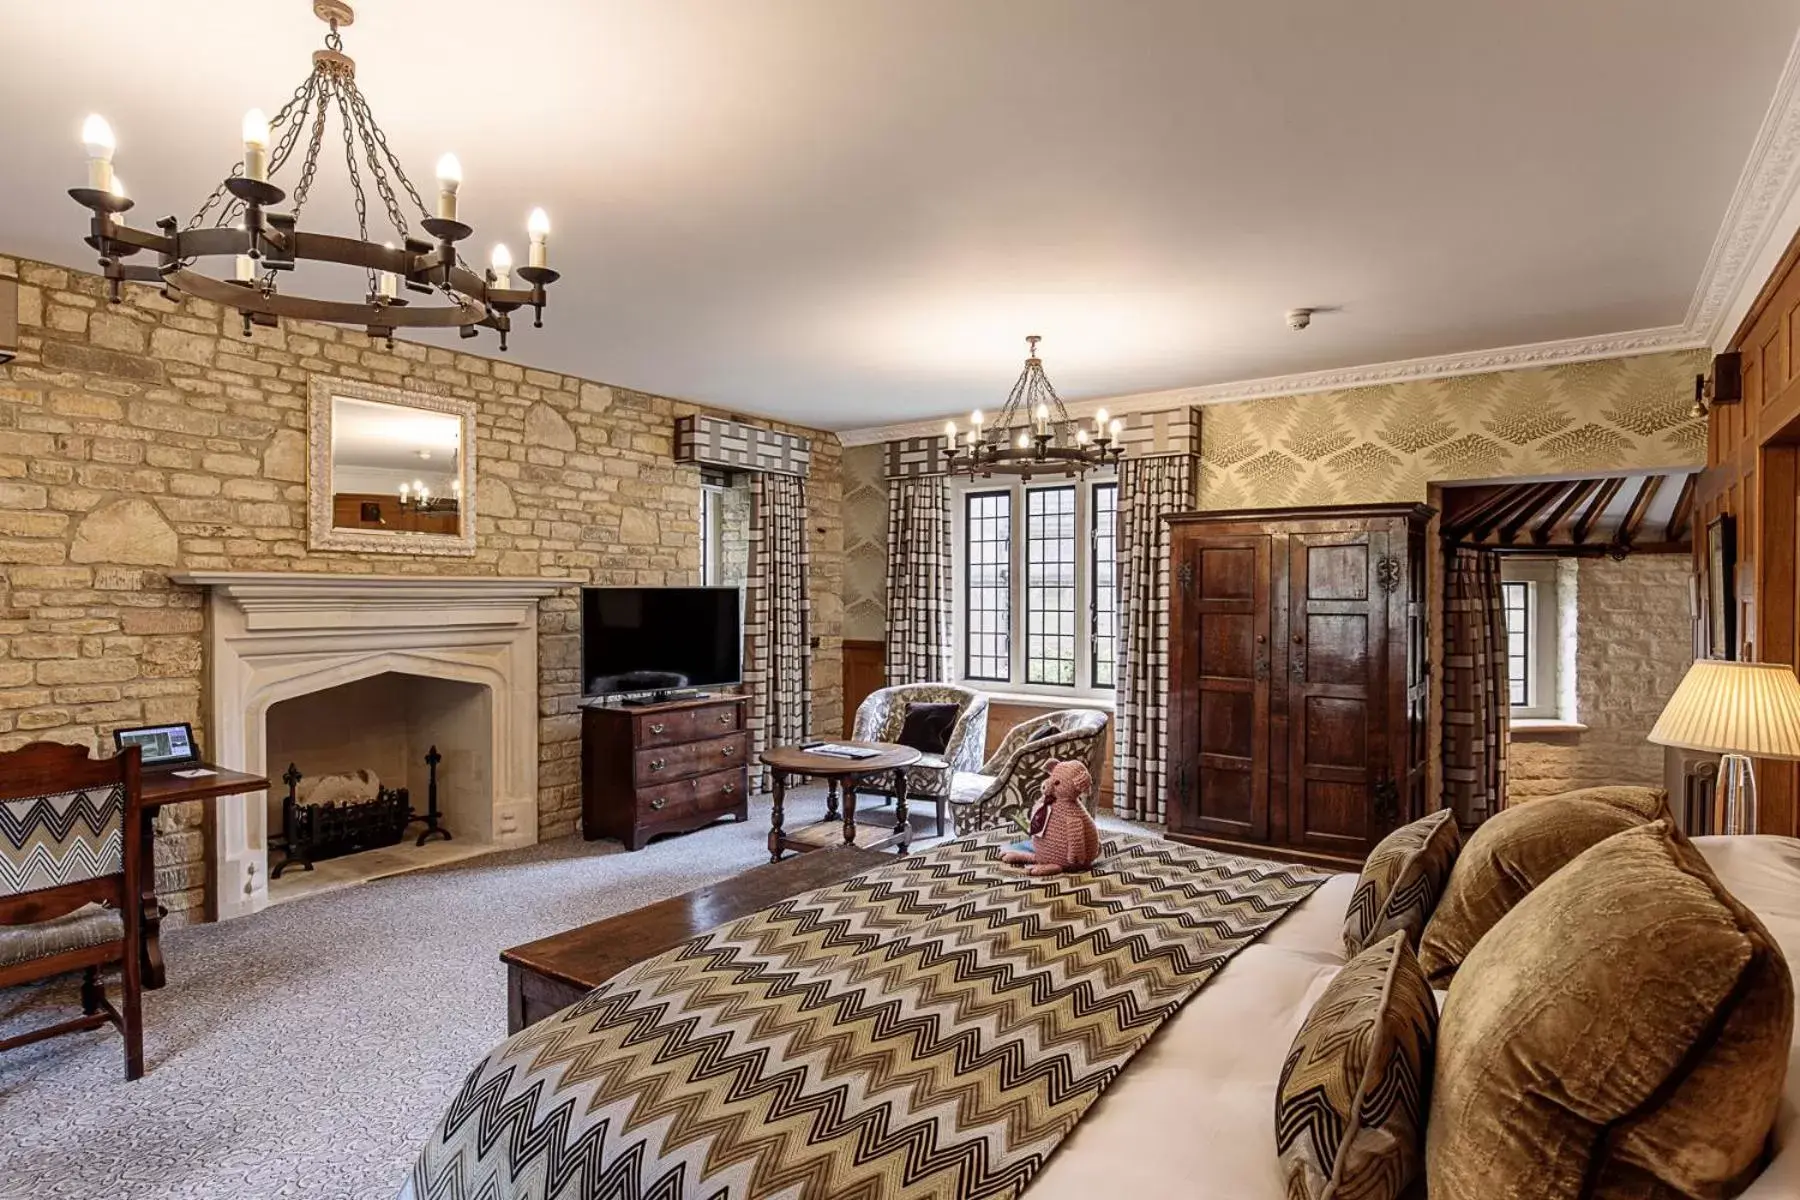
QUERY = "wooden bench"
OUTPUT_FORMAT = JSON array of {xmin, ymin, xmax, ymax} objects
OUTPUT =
[{"xmin": 501, "ymin": 847, "xmax": 890, "ymax": 1033}]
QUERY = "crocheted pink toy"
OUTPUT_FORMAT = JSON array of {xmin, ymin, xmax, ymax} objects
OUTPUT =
[{"xmin": 1000, "ymin": 760, "xmax": 1101, "ymax": 877}]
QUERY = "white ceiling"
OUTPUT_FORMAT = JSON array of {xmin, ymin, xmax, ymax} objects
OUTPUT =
[{"xmin": 3, "ymin": 1, "xmax": 1799, "ymax": 432}]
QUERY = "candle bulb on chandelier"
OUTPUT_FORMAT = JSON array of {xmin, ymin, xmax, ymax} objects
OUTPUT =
[
  {"xmin": 1109, "ymin": 418, "xmax": 1123, "ymax": 440},
  {"xmin": 1076, "ymin": 427, "xmax": 1089, "ymax": 446},
  {"xmin": 235, "ymin": 223, "xmax": 254, "ymax": 282},
  {"xmin": 109, "ymin": 177, "xmax": 128, "ymax": 224},
  {"xmin": 943, "ymin": 420, "xmax": 958, "ymax": 447},
  {"xmin": 80, "ymin": 114, "xmax": 115, "ymax": 192},
  {"xmin": 1035, "ymin": 401, "xmax": 1049, "ymax": 436},
  {"xmin": 490, "ymin": 243, "xmax": 513, "ymax": 290},
  {"xmin": 377, "ymin": 242, "xmax": 398, "ymax": 300},
  {"xmin": 1017, "ymin": 430, "xmax": 1031, "ymax": 450},
  {"xmin": 1094, "ymin": 407, "xmax": 1109, "ymax": 437},
  {"xmin": 242, "ymin": 109, "xmax": 271, "ymax": 182},
  {"xmin": 435, "ymin": 153, "xmax": 462, "ymax": 221},
  {"xmin": 527, "ymin": 208, "xmax": 550, "ymax": 268},
  {"xmin": 399, "ymin": 482, "xmax": 409, "ymax": 502}
]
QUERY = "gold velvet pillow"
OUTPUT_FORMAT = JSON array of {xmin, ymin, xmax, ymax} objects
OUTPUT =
[
  {"xmin": 1428, "ymin": 821, "xmax": 1792, "ymax": 1199},
  {"xmin": 1277, "ymin": 931, "xmax": 1436, "ymax": 1200},
  {"xmin": 1342, "ymin": 809, "xmax": 1461, "ymax": 956},
  {"xmin": 1417, "ymin": 794, "xmax": 1651, "ymax": 985},
  {"xmin": 1514, "ymin": 784, "xmax": 1670, "ymax": 823}
]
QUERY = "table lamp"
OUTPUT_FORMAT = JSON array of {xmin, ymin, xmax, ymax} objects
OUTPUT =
[{"xmin": 1648, "ymin": 660, "xmax": 1800, "ymax": 834}]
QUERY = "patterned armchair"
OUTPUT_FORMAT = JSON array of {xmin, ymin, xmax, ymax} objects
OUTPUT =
[
  {"xmin": 0, "ymin": 741, "xmax": 145, "ymax": 1080},
  {"xmin": 851, "ymin": 683, "xmax": 988, "ymax": 834},
  {"xmin": 948, "ymin": 708, "xmax": 1110, "ymax": 835}
]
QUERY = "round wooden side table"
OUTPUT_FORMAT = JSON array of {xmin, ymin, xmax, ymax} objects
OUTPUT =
[{"xmin": 758, "ymin": 742, "xmax": 923, "ymax": 863}]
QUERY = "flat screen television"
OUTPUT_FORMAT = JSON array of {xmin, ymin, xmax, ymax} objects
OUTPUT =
[{"xmin": 581, "ymin": 586, "xmax": 742, "ymax": 699}]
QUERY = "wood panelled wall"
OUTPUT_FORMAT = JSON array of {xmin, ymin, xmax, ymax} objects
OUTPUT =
[
  {"xmin": 1698, "ymin": 230, "xmax": 1800, "ymax": 836},
  {"xmin": 839, "ymin": 641, "xmax": 1117, "ymax": 810}
]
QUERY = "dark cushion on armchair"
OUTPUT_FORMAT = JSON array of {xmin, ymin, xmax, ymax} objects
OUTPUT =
[{"xmin": 896, "ymin": 702, "xmax": 959, "ymax": 755}]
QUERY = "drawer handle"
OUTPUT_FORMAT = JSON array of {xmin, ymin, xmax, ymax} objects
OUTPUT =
[
  {"xmin": 649, "ymin": 722, "xmax": 666, "ymax": 734},
  {"xmin": 720, "ymin": 744, "xmax": 737, "ymax": 756},
  {"xmin": 717, "ymin": 712, "xmax": 732, "ymax": 724},
  {"xmin": 650, "ymin": 797, "xmax": 667, "ymax": 811},
  {"xmin": 649, "ymin": 758, "xmax": 666, "ymax": 772},
  {"xmin": 722, "ymin": 782, "xmax": 735, "ymax": 795}
]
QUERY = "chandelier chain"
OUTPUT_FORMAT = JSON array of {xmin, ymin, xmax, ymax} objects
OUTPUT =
[
  {"xmin": 343, "ymin": 81, "xmax": 413, "ymax": 241},
  {"xmin": 288, "ymin": 72, "xmax": 333, "ymax": 223},
  {"xmin": 348, "ymin": 84, "xmax": 432, "ymax": 227}
]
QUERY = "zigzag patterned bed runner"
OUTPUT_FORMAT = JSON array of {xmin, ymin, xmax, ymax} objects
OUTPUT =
[{"xmin": 405, "ymin": 831, "xmax": 1327, "ymax": 1200}]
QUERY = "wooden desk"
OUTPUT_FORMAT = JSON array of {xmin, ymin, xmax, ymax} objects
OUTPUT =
[
  {"xmin": 501, "ymin": 848, "xmax": 888, "ymax": 1033},
  {"xmin": 759, "ymin": 742, "xmax": 922, "ymax": 863},
  {"xmin": 136, "ymin": 764, "xmax": 269, "ymax": 989}
]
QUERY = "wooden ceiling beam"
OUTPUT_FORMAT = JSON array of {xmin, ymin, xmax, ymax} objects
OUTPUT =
[
  {"xmin": 1664, "ymin": 472, "xmax": 1697, "ymax": 543},
  {"xmin": 1531, "ymin": 479, "xmax": 1599, "ymax": 545},
  {"xmin": 1442, "ymin": 484, "xmax": 1521, "ymax": 539},
  {"xmin": 1572, "ymin": 476, "xmax": 1626, "ymax": 544},
  {"xmin": 1496, "ymin": 482, "xmax": 1568, "ymax": 544},
  {"xmin": 1472, "ymin": 482, "xmax": 1559, "ymax": 542},
  {"xmin": 1616, "ymin": 475, "xmax": 1664, "ymax": 549}
]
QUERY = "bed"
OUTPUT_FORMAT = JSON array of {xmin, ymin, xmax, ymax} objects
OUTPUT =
[
  {"xmin": 1031, "ymin": 833, "xmax": 1800, "ymax": 1200},
  {"xmin": 407, "ymin": 832, "xmax": 1800, "ymax": 1199}
]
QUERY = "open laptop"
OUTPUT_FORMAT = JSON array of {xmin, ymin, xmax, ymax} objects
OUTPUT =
[{"xmin": 112, "ymin": 722, "xmax": 205, "ymax": 774}]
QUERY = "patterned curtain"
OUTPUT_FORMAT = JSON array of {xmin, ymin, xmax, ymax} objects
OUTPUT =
[
  {"xmin": 1442, "ymin": 546, "xmax": 1510, "ymax": 826},
  {"xmin": 1113, "ymin": 455, "xmax": 1196, "ymax": 823},
  {"xmin": 744, "ymin": 472, "xmax": 812, "ymax": 791},
  {"xmin": 883, "ymin": 476, "xmax": 954, "ymax": 685}
]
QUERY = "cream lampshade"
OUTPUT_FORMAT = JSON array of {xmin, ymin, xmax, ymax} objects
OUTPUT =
[{"xmin": 1648, "ymin": 659, "xmax": 1800, "ymax": 834}]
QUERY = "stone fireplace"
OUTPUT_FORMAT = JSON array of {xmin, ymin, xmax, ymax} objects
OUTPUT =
[{"xmin": 171, "ymin": 572, "xmax": 563, "ymax": 920}]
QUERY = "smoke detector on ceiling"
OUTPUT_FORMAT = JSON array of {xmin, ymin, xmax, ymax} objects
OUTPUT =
[{"xmin": 1286, "ymin": 307, "xmax": 1315, "ymax": 331}]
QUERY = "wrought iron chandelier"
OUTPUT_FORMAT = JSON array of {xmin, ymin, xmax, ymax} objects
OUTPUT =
[
  {"xmin": 943, "ymin": 336, "xmax": 1125, "ymax": 480},
  {"xmin": 68, "ymin": 0, "xmax": 558, "ymax": 350},
  {"xmin": 397, "ymin": 477, "xmax": 460, "ymax": 516}
]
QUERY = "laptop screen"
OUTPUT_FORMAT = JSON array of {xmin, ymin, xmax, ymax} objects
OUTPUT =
[{"xmin": 114, "ymin": 723, "xmax": 200, "ymax": 767}]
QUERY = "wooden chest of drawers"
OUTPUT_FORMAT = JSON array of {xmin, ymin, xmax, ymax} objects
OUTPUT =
[{"xmin": 581, "ymin": 695, "xmax": 750, "ymax": 850}]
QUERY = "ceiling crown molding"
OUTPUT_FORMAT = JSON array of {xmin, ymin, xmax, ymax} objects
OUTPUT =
[
  {"xmin": 1686, "ymin": 25, "xmax": 1800, "ymax": 346},
  {"xmin": 836, "ymin": 325, "xmax": 1704, "ymax": 447},
  {"xmin": 839, "ymin": 26, "xmax": 1800, "ymax": 449}
]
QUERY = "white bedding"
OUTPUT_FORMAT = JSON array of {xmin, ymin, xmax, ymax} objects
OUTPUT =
[{"xmin": 1029, "ymin": 835, "xmax": 1800, "ymax": 1200}]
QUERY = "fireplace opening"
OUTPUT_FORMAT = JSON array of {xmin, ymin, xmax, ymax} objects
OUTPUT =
[{"xmin": 263, "ymin": 670, "xmax": 493, "ymax": 901}]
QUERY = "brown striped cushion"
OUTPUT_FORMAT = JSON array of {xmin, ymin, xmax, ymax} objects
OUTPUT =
[
  {"xmin": 1343, "ymin": 809, "xmax": 1461, "ymax": 957},
  {"xmin": 1277, "ymin": 930, "xmax": 1437, "ymax": 1200}
]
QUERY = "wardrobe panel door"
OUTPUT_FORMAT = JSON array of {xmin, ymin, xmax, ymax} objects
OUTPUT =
[
  {"xmin": 1286, "ymin": 527, "xmax": 1387, "ymax": 856},
  {"xmin": 1171, "ymin": 533, "xmax": 1272, "ymax": 840}
]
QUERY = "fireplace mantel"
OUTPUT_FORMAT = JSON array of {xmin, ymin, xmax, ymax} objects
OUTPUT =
[{"xmin": 176, "ymin": 571, "xmax": 562, "ymax": 920}]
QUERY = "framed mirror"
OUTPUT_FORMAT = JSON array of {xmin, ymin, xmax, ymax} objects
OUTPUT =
[{"xmin": 307, "ymin": 376, "xmax": 477, "ymax": 556}]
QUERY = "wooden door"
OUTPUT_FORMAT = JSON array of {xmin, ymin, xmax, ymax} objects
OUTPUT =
[
  {"xmin": 1170, "ymin": 531, "xmax": 1273, "ymax": 840},
  {"xmin": 1286, "ymin": 528, "xmax": 1388, "ymax": 856}
]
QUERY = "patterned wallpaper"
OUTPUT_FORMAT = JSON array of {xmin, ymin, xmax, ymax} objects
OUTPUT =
[
  {"xmin": 843, "ymin": 444, "xmax": 888, "ymax": 640},
  {"xmin": 1196, "ymin": 349, "xmax": 1708, "ymax": 509}
]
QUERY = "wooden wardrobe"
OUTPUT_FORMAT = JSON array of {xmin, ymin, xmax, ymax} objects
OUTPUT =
[{"xmin": 1163, "ymin": 504, "xmax": 1431, "ymax": 869}]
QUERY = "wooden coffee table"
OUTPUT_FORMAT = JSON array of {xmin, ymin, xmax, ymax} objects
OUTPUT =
[
  {"xmin": 501, "ymin": 847, "xmax": 888, "ymax": 1033},
  {"xmin": 759, "ymin": 742, "xmax": 922, "ymax": 863}
]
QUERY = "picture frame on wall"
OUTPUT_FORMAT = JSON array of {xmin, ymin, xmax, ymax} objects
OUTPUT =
[{"xmin": 1706, "ymin": 514, "xmax": 1736, "ymax": 660}]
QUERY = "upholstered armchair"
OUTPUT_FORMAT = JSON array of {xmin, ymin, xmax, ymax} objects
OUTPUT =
[
  {"xmin": 948, "ymin": 708, "xmax": 1110, "ymax": 835},
  {"xmin": 851, "ymin": 683, "xmax": 988, "ymax": 834}
]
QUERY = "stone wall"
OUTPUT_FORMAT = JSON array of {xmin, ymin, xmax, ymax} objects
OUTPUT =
[
  {"xmin": 0, "ymin": 254, "xmax": 842, "ymax": 924},
  {"xmin": 1506, "ymin": 554, "xmax": 1692, "ymax": 801}
]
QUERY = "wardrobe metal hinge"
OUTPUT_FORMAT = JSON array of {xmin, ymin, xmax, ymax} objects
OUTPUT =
[
  {"xmin": 1177, "ymin": 560, "xmax": 1194, "ymax": 595},
  {"xmin": 1376, "ymin": 555, "xmax": 1403, "ymax": 594}
]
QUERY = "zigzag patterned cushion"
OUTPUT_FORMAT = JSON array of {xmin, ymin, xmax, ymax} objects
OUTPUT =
[
  {"xmin": 1277, "ymin": 930, "xmax": 1437, "ymax": 1200},
  {"xmin": 0, "ymin": 785, "xmax": 124, "ymax": 896},
  {"xmin": 1342, "ymin": 809, "xmax": 1460, "ymax": 957}
]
